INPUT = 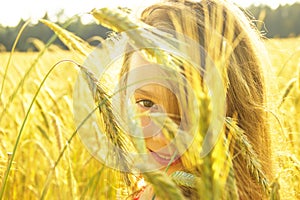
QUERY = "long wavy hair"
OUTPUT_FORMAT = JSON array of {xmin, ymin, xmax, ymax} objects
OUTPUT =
[{"xmin": 117, "ymin": 0, "xmax": 273, "ymax": 199}]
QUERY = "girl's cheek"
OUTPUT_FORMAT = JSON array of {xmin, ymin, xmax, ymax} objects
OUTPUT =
[
  {"xmin": 136, "ymin": 106, "xmax": 151, "ymax": 127},
  {"xmin": 140, "ymin": 116, "xmax": 151, "ymax": 127}
]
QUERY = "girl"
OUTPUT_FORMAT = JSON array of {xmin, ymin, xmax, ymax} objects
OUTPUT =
[
  {"xmin": 79, "ymin": 0, "xmax": 273, "ymax": 199},
  {"xmin": 119, "ymin": 0, "xmax": 273, "ymax": 199}
]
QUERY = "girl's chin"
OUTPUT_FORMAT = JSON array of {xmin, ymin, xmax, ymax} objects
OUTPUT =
[{"xmin": 161, "ymin": 163, "xmax": 183, "ymax": 175}]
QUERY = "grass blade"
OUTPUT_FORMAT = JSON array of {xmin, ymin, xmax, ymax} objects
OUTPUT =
[{"xmin": 0, "ymin": 20, "xmax": 30, "ymax": 99}]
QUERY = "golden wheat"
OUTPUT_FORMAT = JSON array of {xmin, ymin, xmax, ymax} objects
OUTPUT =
[{"xmin": 0, "ymin": 5, "xmax": 299, "ymax": 200}]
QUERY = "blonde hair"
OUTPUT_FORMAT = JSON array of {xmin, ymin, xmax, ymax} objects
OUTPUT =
[{"xmin": 118, "ymin": 0, "xmax": 273, "ymax": 199}]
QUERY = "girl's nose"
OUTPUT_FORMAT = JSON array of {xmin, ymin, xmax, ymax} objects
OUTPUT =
[
  {"xmin": 151, "ymin": 129, "xmax": 169, "ymax": 146},
  {"xmin": 142, "ymin": 119, "xmax": 166, "ymax": 139}
]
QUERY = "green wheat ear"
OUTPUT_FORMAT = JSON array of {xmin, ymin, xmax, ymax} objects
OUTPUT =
[
  {"xmin": 171, "ymin": 171, "xmax": 201, "ymax": 189},
  {"xmin": 140, "ymin": 169, "xmax": 185, "ymax": 200}
]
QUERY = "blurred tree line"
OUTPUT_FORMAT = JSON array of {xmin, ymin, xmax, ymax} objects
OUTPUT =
[
  {"xmin": 247, "ymin": 3, "xmax": 300, "ymax": 38},
  {"xmin": 0, "ymin": 3, "xmax": 299, "ymax": 52},
  {"xmin": 0, "ymin": 13, "xmax": 111, "ymax": 52}
]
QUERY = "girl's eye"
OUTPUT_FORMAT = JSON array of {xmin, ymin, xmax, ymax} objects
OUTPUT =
[{"xmin": 136, "ymin": 99, "xmax": 157, "ymax": 110}]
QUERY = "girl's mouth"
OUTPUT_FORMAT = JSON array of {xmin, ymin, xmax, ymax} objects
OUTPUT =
[{"xmin": 148, "ymin": 149, "xmax": 181, "ymax": 166}]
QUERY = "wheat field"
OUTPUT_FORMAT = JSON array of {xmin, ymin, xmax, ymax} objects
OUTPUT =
[{"xmin": 0, "ymin": 12, "xmax": 300, "ymax": 200}]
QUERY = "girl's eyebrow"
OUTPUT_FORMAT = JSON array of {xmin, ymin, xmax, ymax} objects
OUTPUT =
[
  {"xmin": 134, "ymin": 88, "xmax": 159, "ymax": 102},
  {"xmin": 134, "ymin": 88, "xmax": 155, "ymax": 97}
]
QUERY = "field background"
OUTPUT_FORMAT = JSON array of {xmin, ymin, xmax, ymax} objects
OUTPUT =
[{"xmin": 0, "ymin": 37, "xmax": 300, "ymax": 199}]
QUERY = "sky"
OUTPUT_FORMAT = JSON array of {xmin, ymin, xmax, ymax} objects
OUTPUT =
[{"xmin": 0, "ymin": 0, "xmax": 299, "ymax": 27}]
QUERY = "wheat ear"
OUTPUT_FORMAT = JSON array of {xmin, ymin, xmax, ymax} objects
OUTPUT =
[
  {"xmin": 76, "ymin": 63, "xmax": 136, "ymax": 179},
  {"xmin": 278, "ymin": 78, "xmax": 297, "ymax": 108},
  {"xmin": 91, "ymin": 8, "xmax": 185, "ymax": 72},
  {"xmin": 225, "ymin": 117, "xmax": 271, "ymax": 196},
  {"xmin": 141, "ymin": 170, "xmax": 185, "ymax": 200},
  {"xmin": 40, "ymin": 19, "xmax": 93, "ymax": 56}
]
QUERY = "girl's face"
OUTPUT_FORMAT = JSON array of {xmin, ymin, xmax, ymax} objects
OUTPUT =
[{"xmin": 128, "ymin": 52, "xmax": 184, "ymax": 174}]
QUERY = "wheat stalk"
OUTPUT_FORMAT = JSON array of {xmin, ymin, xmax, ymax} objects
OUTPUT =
[
  {"xmin": 224, "ymin": 166, "xmax": 239, "ymax": 200},
  {"xmin": 198, "ymin": 134, "xmax": 215, "ymax": 198},
  {"xmin": 0, "ymin": 20, "xmax": 30, "ymax": 100},
  {"xmin": 270, "ymin": 178, "xmax": 281, "ymax": 200},
  {"xmin": 76, "ymin": 64, "xmax": 135, "ymax": 176},
  {"xmin": 90, "ymin": 8, "xmax": 139, "ymax": 33},
  {"xmin": 41, "ymin": 13, "xmax": 139, "ymax": 190},
  {"xmin": 44, "ymin": 87, "xmax": 62, "ymax": 116},
  {"xmin": 20, "ymin": 140, "xmax": 54, "ymax": 167},
  {"xmin": 50, "ymin": 113, "xmax": 63, "ymax": 152},
  {"xmin": 27, "ymin": 38, "xmax": 46, "ymax": 51},
  {"xmin": 35, "ymin": 99, "xmax": 50, "ymax": 130},
  {"xmin": 146, "ymin": 113, "xmax": 189, "ymax": 156},
  {"xmin": 66, "ymin": 141, "xmax": 78, "ymax": 199},
  {"xmin": 278, "ymin": 78, "xmax": 297, "ymax": 108},
  {"xmin": 91, "ymin": 8, "xmax": 186, "ymax": 73},
  {"xmin": 223, "ymin": 128, "xmax": 239, "ymax": 200}
]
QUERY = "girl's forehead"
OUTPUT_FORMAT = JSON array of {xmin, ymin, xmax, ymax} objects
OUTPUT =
[
  {"xmin": 124, "ymin": 50, "xmax": 184, "ymax": 103},
  {"xmin": 126, "ymin": 51, "xmax": 169, "ymax": 84}
]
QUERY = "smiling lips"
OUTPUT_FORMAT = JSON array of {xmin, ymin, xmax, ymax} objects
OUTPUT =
[{"xmin": 148, "ymin": 149, "xmax": 181, "ymax": 166}]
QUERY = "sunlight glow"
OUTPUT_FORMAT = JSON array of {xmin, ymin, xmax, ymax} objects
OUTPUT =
[{"xmin": 0, "ymin": 0, "xmax": 299, "ymax": 27}]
